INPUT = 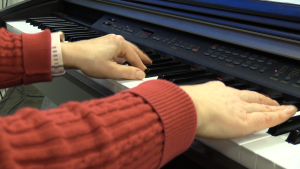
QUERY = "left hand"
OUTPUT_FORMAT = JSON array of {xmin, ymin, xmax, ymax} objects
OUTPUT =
[{"xmin": 61, "ymin": 34, "xmax": 152, "ymax": 80}]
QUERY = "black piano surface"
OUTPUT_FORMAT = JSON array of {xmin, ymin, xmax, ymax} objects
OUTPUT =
[{"xmin": 1, "ymin": 0, "xmax": 300, "ymax": 168}]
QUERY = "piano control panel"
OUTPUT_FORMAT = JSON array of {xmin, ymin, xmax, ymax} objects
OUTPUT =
[{"xmin": 92, "ymin": 14, "xmax": 300, "ymax": 100}]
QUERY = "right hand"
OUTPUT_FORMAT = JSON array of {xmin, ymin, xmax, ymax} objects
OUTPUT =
[{"xmin": 180, "ymin": 81, "xmax": 297, "ymax": 139}]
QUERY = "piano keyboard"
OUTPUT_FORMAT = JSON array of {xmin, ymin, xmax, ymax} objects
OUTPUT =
[{"xmin": 6, "ymin": 17, "xmax": 300, "ymax": 169}]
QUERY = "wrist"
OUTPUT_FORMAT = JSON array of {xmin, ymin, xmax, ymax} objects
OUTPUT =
[{"xmin": 179, "ymin": 86, "xmax": 202, "ymax": 132}]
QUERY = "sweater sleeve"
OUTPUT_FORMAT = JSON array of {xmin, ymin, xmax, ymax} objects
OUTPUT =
[
  {"xmin": 0, "ymin": 28, "xmax": 52, "ymax": 89},
  {"xmin": 0, "ymin": 80, "xmax": 197, "ymax": 169}
]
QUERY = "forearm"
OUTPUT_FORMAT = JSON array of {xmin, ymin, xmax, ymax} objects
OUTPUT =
[
  {"xmin": 0, "ymin": 80, "xmax": 197, "ymax": 169},
  {"xmin": 0, "ymin": 28, "xmax": 52, "ymax": 89}
]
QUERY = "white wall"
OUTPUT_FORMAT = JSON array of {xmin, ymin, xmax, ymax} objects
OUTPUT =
[{"xmin": 0, "ymin": 0, "xmax": 25, "ymax": 9}]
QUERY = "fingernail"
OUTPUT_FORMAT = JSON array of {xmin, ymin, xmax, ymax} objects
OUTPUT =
[
  {"xmin": 283, "ymin": 106, "xmax": 296, "ymax": 115},
  {"xmin": 136, "ymin": 71, "xmax": 145, "ymax": 80}
]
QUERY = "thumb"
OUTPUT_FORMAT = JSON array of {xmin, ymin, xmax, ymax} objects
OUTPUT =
[{"xmin": 111, "ymin": 63, "xmax": 146, "ymax": 80}]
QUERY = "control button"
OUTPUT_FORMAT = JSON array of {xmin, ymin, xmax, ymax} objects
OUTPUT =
[
  {"xmin": 218, "ymin": 56, "xmax": 225, "ymax": 60},
  {"xmin": 240, "ymin": 54, "xmax": 247, "ymax": 58},
  {"xmin": 267, "ymin": 61, "xmax": 272, "ymax": 65},
  {"xmin": 153, "ymin": 37, "xmax": 157, "ymax": 40},
  {"xmin": 297, "ymin": 80, "xmax": 300, "ymax": 84},
  {"xmin": 108, "ymin": 18, "xmax": 116, "ymax": 22},
  {"xmin": 233, "ymin": 61, "xmax": 241, "ymax": 65},
  {"xmin": 192, "ymin": 48, "xmax": 198, "ymax": 52},
  {"xmin": 257, "ymin": 59, "xmax": 265, "ymax": 63},
  {"xmin": 226, "ymin": 59, "xmax": 233, "ymax": 63},
  {"xmin": 103, "ymin": 21, "xmax": 112, "ymax": 26},
  {"xmin": 174, "ymin": 43, "xmax": 179, "ymax": 47},
  {"xmin": 260, "ymin": 68, "xmax": 266, "ymax": 73},
  {"xmin": 163, "ymin": 40, "xmax": 167, "ymax": 43},
  {"xmin": 129, "ymin": 30, "xmax": 134, "ymax": 33},
  {"xmin": 180, "ymin": 45, "xmax": 185, "ymax": 48},
  {"xmin": 274, "ymin": 72, "xmax": 280, "ymax": 77},
  {"xmin": 156, "ymin": 38, "xmax": 161, "ymax": 41},
  {"xmin": 211, "ymin": 54, "xmax": 218, "ymax": 58},
  {"xmin": 249, "ymin": 56, "xmax": 256, "ymax": 61},
  {"xmin": 233, "ymin": 52, "xmax": 239, "ymax": 56},
  {"xmin": 113, "ymin": 25, "xmax": 117, "ymax": 28},
  {"xmin": 218, "ymin": 48, "xmax": 224, "ymax": 52},
  {"xmin": 225, "ymin": 50, "xmax": 231, "ymax": 54},
  {"xmin": 211, "ymin": 46, "xmax": 217, "ymax": 50},
  {"xmin": 167, "ymin": 42, "xmax": 172, "ymax": 45},
  {"xmin": 186, "ymin": 47, "xmax": 192, "ymax": 50},
  {"xmin": 241, "ymin": 63, "xmax": 249, "ymax": 68},
  {"xmin": 250, "ymin": 66, "xmax": 258, "ymax": 70},
  {"xmin": 285, "ymin": 76, "xmax": 291, "ymax": 81},
  {"xmin": 118, "ymin": 26, "xmax": 123, "ymax": 29},
  {"xmin": 204, "ymin": 52, "xmax": 211, "ymax": 56}
]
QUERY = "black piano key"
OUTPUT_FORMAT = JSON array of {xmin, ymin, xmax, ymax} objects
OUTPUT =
[
  {"xmin": 269, "ymin": 95, "xmax": 284, "ymax": 103},
  {"xmin": 148, "ymin": 54, "xmax": 162, "ymax": 60},
  {"xmin": 281, "ymin": 101, "xmax": 300, "ymax": 109},
  {"xmin": 52, "ymin": 27, "xmax": 91, "ymax": 32},
  {"xmin": 286, "ymin": 128, "xmax": 300, "ymax": 144},
  {"xmin": 151, "ymin": 58, "xmax": 173, "ymax": 64},
  {"xmin": 145, "ymin": 51, "xmax": 154, "ymax": 55},
  {"xmin": 267, "ymin": 115, "xmax": 300, "ymax": 136},
  {"xmin": 227, "ymin": 83, "xmax": 248, "ymax": 90},
  {"xmin": 158, "ymin": 69, "xmax": 206, "ymax": 80},
  {"xmin": 68, "ymin": 35, "xmax": 102, "ymax": 42},
  {"xmin": 171, "ymin": 73, "xmax": 217, "ymax": 85},
  {"xmin": 145, "ymin": 64, "xmax": 192, "ymax": 77},
  {"xmin": 145, "ymin": 61, "xmax": 182, "ymax": 69},
  {"xmin": 31, "ymin": 19, "xmax": 66, "ymax": 26},
  {"xmin": 64, "ymin": 32, "xmax": 102, "ymax": 40},
  {"xmin": 40, "ymin": 24, "xmax": 79, "ymax": 30},
  {"xmin": 37, "ymin": 21, "xmax": 75, "ymax": 27},
  {"xmin": 246, "ymin": 87, "xmax": 261, "ymax": 92},
  {"xmin": 26, "ymin": 17, "xmax": 58, "ymax": 23},
  {"xmin": 221, "ymin": 78, "xmax": 235, "ymax": 85}
]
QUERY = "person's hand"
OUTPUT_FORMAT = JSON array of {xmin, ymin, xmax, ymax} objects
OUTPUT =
[
  {"xmin": 180, "ymin": 81, "xmax": 298, "ymax": 139},
  {"xmin": 61, "ymin": 34, "xmax": 152, "ymax": 80}
]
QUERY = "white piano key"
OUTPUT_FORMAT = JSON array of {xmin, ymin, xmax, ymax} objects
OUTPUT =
[
  {"xmin": 240, "ymin": 133, "xmax": 289, "ymax": 169},
  {"xmin": 225, "ymin": 129, "xmax": 271, "ymax": 162},
  {"xmin": 256, "ymin": 141, "xmax": 300, "ymax": 169},
  {"xmin": 274, "ymin": 153, "xmax": 300, "ymax": 169},
  {"xmin": 6, "ymin": 20, "xmax": 42, "ymax": 34}
]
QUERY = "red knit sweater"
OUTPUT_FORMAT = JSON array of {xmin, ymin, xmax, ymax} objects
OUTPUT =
[{"xmin": 0, "ymin": 28, "xmax": 197, "ymax": 169}]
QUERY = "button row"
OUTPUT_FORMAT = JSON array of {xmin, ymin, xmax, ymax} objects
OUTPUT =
[{"xmin": 205, "ymin": 52, "xmax": 267, "ymax": 72}]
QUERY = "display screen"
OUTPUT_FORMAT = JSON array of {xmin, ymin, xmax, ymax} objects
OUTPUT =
[{"xmin": 135, "ymin": 28, "xmax": 154, "ymax": 39}]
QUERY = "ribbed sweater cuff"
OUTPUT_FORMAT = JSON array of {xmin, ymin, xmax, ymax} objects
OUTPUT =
[
  {"xmin": 126, "ymin": 80, "xmax": 197, "ymax": 168},
  {"xmin": 22, "ymin": 29, "xmax": 52, "ymax": 84}
]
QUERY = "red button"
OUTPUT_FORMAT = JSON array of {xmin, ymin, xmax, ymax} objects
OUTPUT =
[{"xmin": 192, "ymin": 48, "xmax": 198, "ymax": 52}]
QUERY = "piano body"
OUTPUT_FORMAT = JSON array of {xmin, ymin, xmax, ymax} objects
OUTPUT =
[{"xmin": 1, "ymin": 0, "xmax": 300, "ymax": 168}]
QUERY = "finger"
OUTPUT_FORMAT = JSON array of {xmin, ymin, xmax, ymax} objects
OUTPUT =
[
  {"xmin": 120, "ymin": 42, "xmax": 147, "ymax": 70},
  {"xmin": 246, "ymin": 103, "xmax": 288, "ymax": 113},
  {"xmin": 239, "ymin": 90, "xmax": 279, "ymax": 106},
  {"xmin": 246, "ymin": 105, "xmax": 297, "ymax": 132},
  {"xmin": 108, "ymin": 63, "xmax": 145, "ymax": 80},
  {"xmin": 129, "ymin": 42, "xmax": 152, "ymax": 64}
]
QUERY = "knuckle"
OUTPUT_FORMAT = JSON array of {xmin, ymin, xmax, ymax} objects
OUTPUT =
[
  {"xmin": 115, "ymin": 35, "xmax": 125, "ymax": 41},
  {"xmin": 124, "ymin": 66, "xmax": 131, "ymax": 79},
  {"xmin": 263, "ymin": 113, "xmax": 272, "ymax": 123},
  {"xmin": 257, "ymin": 93, "xmax": 265, "ymax": 103}
]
